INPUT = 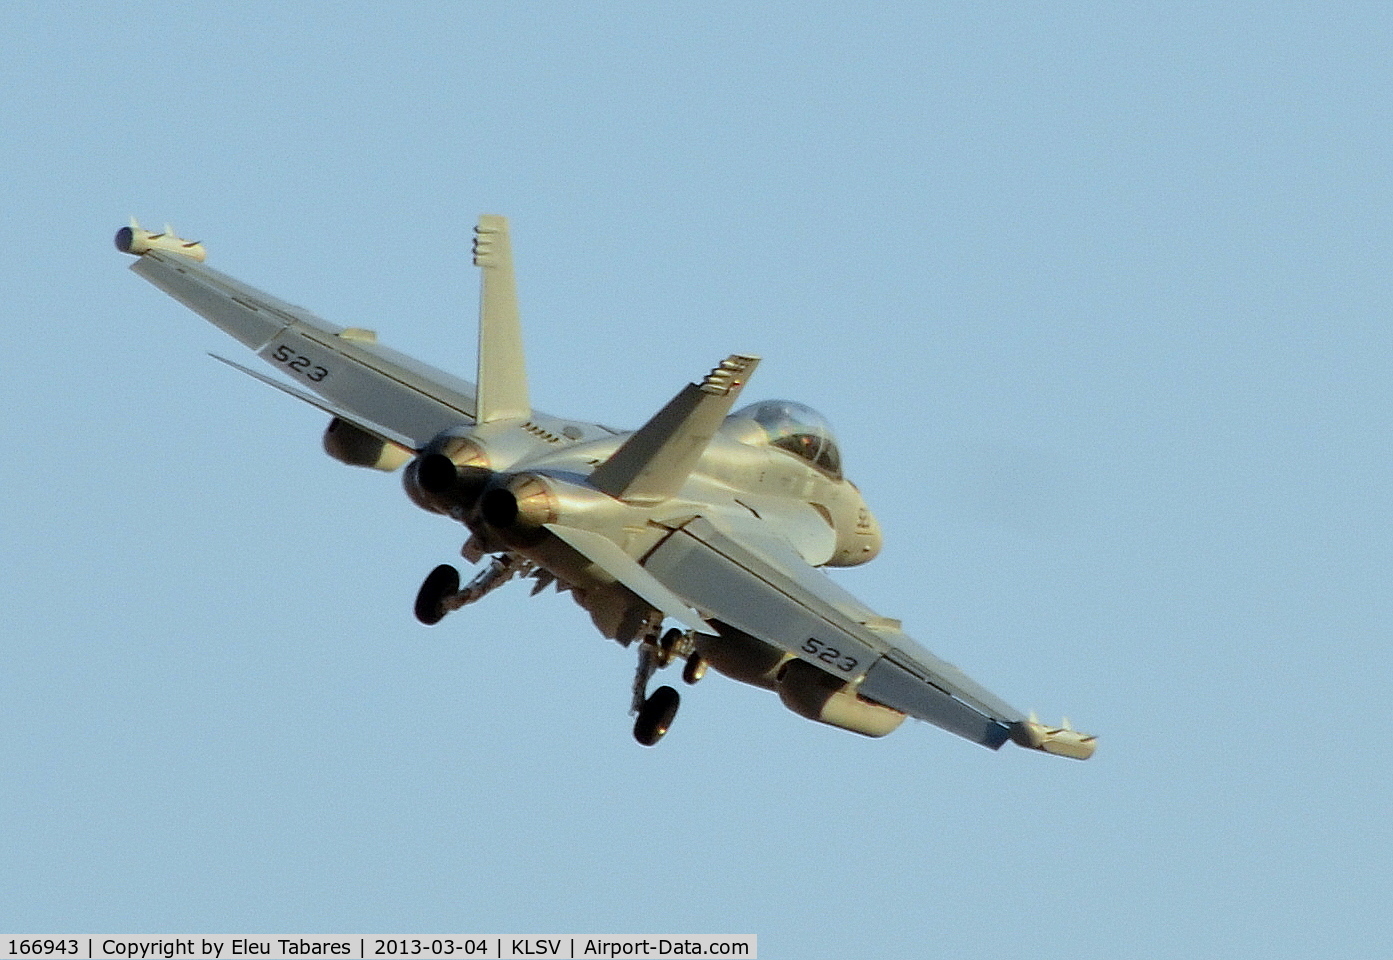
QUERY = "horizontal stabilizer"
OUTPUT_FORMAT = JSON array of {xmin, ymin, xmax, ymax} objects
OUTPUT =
[
  {"xmin": 544, "ymin": 524, "xmax": 714, "ymax": 635},
  {"xmin": 590, "ymin": 355, "xmax": 759, "ymax": 503}
]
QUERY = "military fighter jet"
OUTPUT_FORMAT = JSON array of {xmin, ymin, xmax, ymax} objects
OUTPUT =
[{"xmin": 116, "ymin": 215, "xmax": 1095, "ymax": 758}]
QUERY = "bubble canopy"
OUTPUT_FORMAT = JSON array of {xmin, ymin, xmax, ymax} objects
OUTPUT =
[{"xmin": 729, "ymin": 399, "xmax": 843, "ymax": 478}]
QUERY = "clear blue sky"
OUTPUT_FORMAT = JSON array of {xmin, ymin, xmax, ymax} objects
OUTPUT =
[{"xmin": 3, "ymin": 3, "xmax": 1389, "ymax": 956}]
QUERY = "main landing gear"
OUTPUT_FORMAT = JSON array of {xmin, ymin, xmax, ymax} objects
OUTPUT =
[
  {"xmin": 414, "ymin": 555, "xmax": 533, "ymax": 626},
  {"xmin": 630, "ymin": 627, "xmax": 707, "ymax": 746},
  {"xmin": 415, "ymin": 552, "xmax": 709, "ymax": 748},
  {"xmin": 634, "ymin": 684, "xmax": 681, "ymax": 746},
  {"xmin": 414, "ymin": 564, "xmax": 461, "ymax": 625}
]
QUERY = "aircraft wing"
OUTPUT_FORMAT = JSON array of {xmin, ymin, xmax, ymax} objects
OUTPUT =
[
  {"xmin": 128, "ymin": 250, "xmax": 480, "ymax": 448},
  {"xmin": 642, "ymin": 514, "xmax": 1094, "ymax": 757},
  {"xmin": 208, "ymin": 354, "xmax": 420, "ymax": 452}
]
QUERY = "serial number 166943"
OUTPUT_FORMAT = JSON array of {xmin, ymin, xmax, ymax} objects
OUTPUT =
[{"xmin": 8, "ymin": 942, "xmax": 79, "ymax": 956}]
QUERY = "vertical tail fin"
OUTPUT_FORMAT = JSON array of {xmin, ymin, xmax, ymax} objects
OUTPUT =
[
  {"xmin": 590, "ymin": 354, "xmax": 760, "ymax": 503},
  {"xmin": 472, "ymin": 215, "xmax": 530, "ymax": 423}
]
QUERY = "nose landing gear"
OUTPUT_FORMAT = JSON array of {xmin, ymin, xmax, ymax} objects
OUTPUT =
[
  {"xmin": 630, "ymin": 626, "xmax": 703, "ymax": 746},
  {"xmin": 634, "ymin": 684, "xmax": 681, "ymax": 746},
  {"xmin": 682, "ymin": 653, "xmax": 708, "ymax": 685},
  {"xmin": 417, "ymin": 557, "xmax": 708, "ymax": 748}
]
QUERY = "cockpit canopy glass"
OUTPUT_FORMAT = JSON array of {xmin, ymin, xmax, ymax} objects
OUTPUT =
[{"xmin": 730, "ymin": 399, "xmax": 843, "ymax": 478}]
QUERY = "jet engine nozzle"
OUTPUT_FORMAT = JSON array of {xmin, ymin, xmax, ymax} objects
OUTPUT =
[
  {"xmin": 403, "ymin": 434, "xmax": 495, "ymax": 516},
  {"xmin": 404, "ymin": 452, "xmax": 492, "ymax": 517},
  {"xmin": 480, "ymin": 473, "xmax": 558, "ymax": 531},
  {"xmin": 115, "ymin": 220, "xmax": 206, "ymax": 261},
  {"xmin": 417, "ymin": 453, "xmax": 461, "ymax": 495}
]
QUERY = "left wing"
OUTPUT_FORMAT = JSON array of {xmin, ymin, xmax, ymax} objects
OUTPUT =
[
  {"xmin": 642, "ymin": 514, "xmax": 1096, "ymax": 758},
  {"xmin": 128, "ymin": 249, "xmax": 480, "ymax": 448},
  {"xmin": 208, "ymin": 354, "xmax": 419, "ymax": 452}
]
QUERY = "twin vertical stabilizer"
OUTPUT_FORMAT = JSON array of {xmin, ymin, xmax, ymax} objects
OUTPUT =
[
  {"xmin": 470, "ymin": 215, "xmax": 756, "ymax": 507},
  {"xmin": 473, "ymin": 215, "xmax": 530, "ymax": 424},
  {"xmin": 590, "ymin": 354, "xmax": 760, "ymax": 504}
]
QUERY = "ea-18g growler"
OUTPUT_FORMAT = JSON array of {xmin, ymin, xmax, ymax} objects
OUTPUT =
[{"xmin": 117, "ymin": 215, "xmax": 1095, "ymax": 758}]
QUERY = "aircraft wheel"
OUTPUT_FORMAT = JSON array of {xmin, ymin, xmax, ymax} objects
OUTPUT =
[
  {"xmin": 633, "ymin": 685, "xmax": 681, "ymax": 746},
  {"xmin": 655, "ymin": 627, "xmax": 683, "ymax": 667},
  {"xmin": 414, "ymin": 564, "xmax": 460, "ymax": 625},
  {"xmin": 682, "ymin": 654, "xmax": 707, "ymax": 685}
]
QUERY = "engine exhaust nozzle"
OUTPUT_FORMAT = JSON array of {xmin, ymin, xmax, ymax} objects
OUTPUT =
[{"xmin": 480, "ymin": 474, "xmax": 557, "ymax": 530}]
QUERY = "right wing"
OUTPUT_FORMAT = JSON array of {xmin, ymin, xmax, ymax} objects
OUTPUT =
[
  {"xmin": 129, "ymin": 250, "xmax": 479, "ymax": 448},
  {"xmin": 642, "ymin": 514, "xmax": 1096, "ymax": 758}
]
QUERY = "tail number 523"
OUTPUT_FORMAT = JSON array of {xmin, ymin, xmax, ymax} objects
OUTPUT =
[
  {"xmin": 801, "ymin": 637, "xmax": 858, "ymax": 673},
  {"xmin": 271, "ymin": 344, "xmax": 329, "ymax": 382}
]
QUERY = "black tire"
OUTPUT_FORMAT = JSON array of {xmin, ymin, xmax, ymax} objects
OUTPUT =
[
  {"xmin": 633, "ymin": 685, "xmax": 681, "ymax": 746},
  {"xmin": 681, "ymin": 654, "xmax": 707, "ymax": 685},
  {"xmin": 655, "ymin": 627, "xmax": 683, "ymax": 667},
  {"xmin": 414, "ymin": 564, "xmax": 460, "ymax": 625}
]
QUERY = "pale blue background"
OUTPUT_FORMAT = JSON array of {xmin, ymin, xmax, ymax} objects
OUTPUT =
[{"xmin": 2, "ymin": 3, "xmax": 1389, "ymax": 956}]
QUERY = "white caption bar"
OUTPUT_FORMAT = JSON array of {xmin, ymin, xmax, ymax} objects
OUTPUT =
[{"xmin": 0, "ymin": 938, "xmax": 756, "ymax": 960}]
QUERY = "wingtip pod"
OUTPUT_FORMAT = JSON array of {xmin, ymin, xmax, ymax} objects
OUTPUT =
[
  {"xmin": 115, "ymin": 219, "xmax": 206, "ymax": 261},
  {"xmin": 1010, "ymin": 714, "xmax": 1098, "ymax": 760}
]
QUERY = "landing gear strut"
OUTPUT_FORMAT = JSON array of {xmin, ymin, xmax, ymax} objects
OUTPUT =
[{"xmin": 629, "ymin": 625, "xmax": 701, "ymax": 745}]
